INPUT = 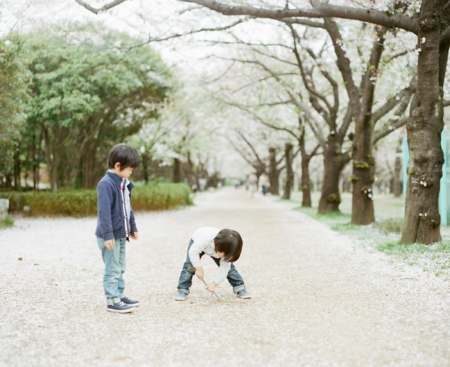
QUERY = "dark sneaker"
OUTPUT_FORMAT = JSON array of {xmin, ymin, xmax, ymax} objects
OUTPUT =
[
  {"xmin": 174, "ymin": 291, "xmax": 187, "ymax": 301},
  {"xmin": 107, "ymin": 301, "xmax": 134, "ymax": 313},
  {"xmin": 121, "ymin": 296, "xmax": 139, "ymax": 307},
  {"xmin": 236, "ymin": 290, "xmax": 251, "ymax": 299}
]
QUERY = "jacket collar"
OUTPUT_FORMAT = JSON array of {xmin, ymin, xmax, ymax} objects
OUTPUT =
[
  {"xmin": 106, "ymin": 170, "xmax": 135, "ymax": 190},
  {"xmin": 106, "ymin": 170, "xmax": 123, "ymax": 184}
]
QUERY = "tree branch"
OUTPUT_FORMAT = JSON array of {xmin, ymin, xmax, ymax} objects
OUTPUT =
[
  {"xmin": 236, "ymin": 131, "xmax": 266, "ymax": 168},
  {"xmin": 74, "ymin": 0, "xmax": 128, "ymax": 14},
  {"xmin": 373, "ymin": 117, "xmax": 409, "ymax": 144},
  {"xmin": 289, "ymin": 25, "xmax": 334, "ymax": 124},
  {"xmin": 372, "ymin": 78, "xmax": 416, "ymax": 122},
  {"xmin": 179, "ymin": 0, "xmax": 418, "ymax": 33},
  {"xmin": 126, "ymin": 19, "xmax": 249, "ymax": 49},
  {"xmin": 323, "ymin": 17, "xmax": 361, "ymax": 120},
  {"xmin": 283, "ymin": 18, "xmax": 325, "ymax": 29}
]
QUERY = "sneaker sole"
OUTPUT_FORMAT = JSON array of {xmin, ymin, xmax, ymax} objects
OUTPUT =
[
  {"xmin": 174, "ymin": 297, "xmax": 186, "ymax": 301},
  {"xmin": 126, "ymin": 303, "xmax": 139, "ymax": 307},
  {"xmin": 237, "ymin": 295, "xmax": 251, "ymax": 299},
  {"xmin": 106, "ymin": 307, "xmax": 134, "ymax": 313}
]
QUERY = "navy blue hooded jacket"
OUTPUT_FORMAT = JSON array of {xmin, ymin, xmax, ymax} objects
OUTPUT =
[{"xmin": 95, "ymin": 171, "xmax": 138, "ymax": 241}]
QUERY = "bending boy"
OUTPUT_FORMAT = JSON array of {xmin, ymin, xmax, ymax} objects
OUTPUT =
[{"xmin": 175, "ymin": 227, "xmax": 251, "ymax": 301}]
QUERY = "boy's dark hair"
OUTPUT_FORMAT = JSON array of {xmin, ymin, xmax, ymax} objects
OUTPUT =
[
  {"xmin": 214, "ymin": 229, "xmax": 243, "ymax": 262},
  {"xmin": 108, "ymin": 144, "xmax": 140, "ymax": 170}
]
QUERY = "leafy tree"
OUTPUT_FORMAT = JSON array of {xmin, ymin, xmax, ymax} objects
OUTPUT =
[
  {"xmin": 23, "ymin": 23, "xmax": 171, "ymax": 190},
  {"xmin": 0, "ymin": 34, "xmax": 29, "ymax": 188}
]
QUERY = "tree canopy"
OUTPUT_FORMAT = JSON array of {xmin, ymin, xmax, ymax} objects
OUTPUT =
[{"xmin": 21, "ymin": 23, "xmax": 172, "ymax": 190}]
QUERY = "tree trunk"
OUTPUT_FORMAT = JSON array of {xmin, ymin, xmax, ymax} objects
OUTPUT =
[
  {"xmin": 401, "ymin": 1, "xmax": 447, "ymax": 244},
  {"xmin": 173, "ymin": 157, "xmax": 181, "ymax": 183},
  {"xmin": 13, "ymin": 140, "xmax": 21, "ymax": 190},
  {"xmin": 351, "ymin": 26, "xmax": 387, "ymax": 225},
  {"xmin": 32, "ymin": 128, "xmax": 43, "ymax": 190},
  {"xmin": 41, "ymin": 125, "xmax": 58, "ymax": 192},
  {"xmin": 84, "ymin": 151, "xmax": 98, "ymax": 189},
  {"xmin": 341, "ymin": 172, "xmax": 351, "ymax": 192},
  {"xmin": 75, "ymin": 142, "xmax": 98, "ymax": 189},
  {"xmin": 318, "ymin": 140, "xmax": 347, "ymax": 213},
  {"xmin": 282, "ymin": 143, "xmax": 294, "ymax": 200},
  {"xmin": 268, "ymin": 147, "xmax": 279, "ymax": 195},
  {"xmin": 50, "ymin": 163, "xmax": 58, "ymax": 191},
  {"xmin": 350, "ymin": 109, "xmax": 376, "ymax": 224},
  {"xmin": 139, "ymin": 152, "xmax": 149, "ymax": 184},
  {"xmin": 301, "ymin": 157, "xmax": 312, "ymax": 207},
  {"xmin": 298, "ymin": 130, "xmax": 313, "ymax": 207},
  {"xmin": 351, "ymin": 156, "xmax": 375, "ymax": 224},
  {"xmin": 183, "ymin": 153, "xmax": 197, "ymax": 189}
]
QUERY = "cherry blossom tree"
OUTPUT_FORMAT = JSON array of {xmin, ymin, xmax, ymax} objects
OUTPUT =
[{"xmin": 73, "ymin": 0, "xmax": 450, "ymax": 243}]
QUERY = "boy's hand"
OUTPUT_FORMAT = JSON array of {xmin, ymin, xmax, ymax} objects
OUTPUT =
[
  {"xmin": 104, "ymin": 239, "xmax": 115, "ymax": 250},
  {"xmin": 195, "ymin": 267, "xmax": 204, "ymax": 280},
  {"xmin": 130, "ymin": 232, "xmax": 139, "ymax": 240},
  {"xmin": 206, "ymin": 282, "xmax": 218, "ymax": 292}
]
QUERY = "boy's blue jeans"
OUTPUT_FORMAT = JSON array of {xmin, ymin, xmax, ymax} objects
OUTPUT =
[
  {"xmin": 97, "ymin": 237, "xmax": 127, "ymax": 306},
  {"xmin": 177, "ymin": 239, "xmax": 246, "ymax": 295}
]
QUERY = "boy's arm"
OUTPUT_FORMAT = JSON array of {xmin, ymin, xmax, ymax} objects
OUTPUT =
[
  {"xmin": 97, "ymin": 182, "xmax": 114, "ymax": 241},
  {"xmin": 129, "ymin": 208, "xmax": 138, "ymax": 240},
  {"xmin": 188, "ymin": 241, "xmax": 205, "ymax": 280},
  {"xmin": 129, "ymin": 207, "xmax": 138, "ymax": 234},
  {"xmin": 213, "ymin": 260, "xmax": 231, "ymax": 285}
]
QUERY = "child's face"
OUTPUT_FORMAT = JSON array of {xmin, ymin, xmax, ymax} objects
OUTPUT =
[
  {"xmin": 217, "ymin": 251, "xmax": 226, "ymax": 259},
  {"xmin": 111, "ymin": 164, "xmax": 134, "ymax": 179}
]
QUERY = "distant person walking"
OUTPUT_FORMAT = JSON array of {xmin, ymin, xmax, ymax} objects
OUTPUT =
[
  {"xmin": 247, "ymin": 173, "xmax": 258, "ymax": 196},
  {"xmin": 259, "ymin": 173, "xmax": 270, "ymax": 196}
]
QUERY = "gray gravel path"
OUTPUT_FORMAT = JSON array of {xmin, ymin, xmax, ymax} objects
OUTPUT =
[{"xmin": 1, "ymin": 188, "xmax": 450, "ymax": 367}]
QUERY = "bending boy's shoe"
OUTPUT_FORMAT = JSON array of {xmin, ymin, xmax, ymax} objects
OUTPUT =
[
  {"xmin": 107, "ymin": 301, "xmax": 134, "ymax": 313},
  {"xmin": 174, "ymin": 291, "xmax": 187, "ymax": 301},
  {"xmin": 236, "ymin": 290, "xmax": 251, "ymax": 299},
  {"xmin": 121, "ymin": 296, "xmax": 139, "ymax": 307}
]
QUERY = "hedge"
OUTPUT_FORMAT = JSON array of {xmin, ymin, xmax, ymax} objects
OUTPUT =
[{"xmin": 1, "ymin": 183, "xmax": 192, "ymax": 217}]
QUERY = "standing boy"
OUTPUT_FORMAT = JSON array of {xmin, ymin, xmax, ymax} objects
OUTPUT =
[{"xmin": 95, "ymin": 143, "xmax": 141, "ymax": 313}]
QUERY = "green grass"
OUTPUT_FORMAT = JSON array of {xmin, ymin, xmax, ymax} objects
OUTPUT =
[
  {"xmin": 0, "ymin": 216, "xmax": 14, "ymax": 229},
  {"xmin": 290, "ymin": 190, "xmax": 450, "ymax": 281}
]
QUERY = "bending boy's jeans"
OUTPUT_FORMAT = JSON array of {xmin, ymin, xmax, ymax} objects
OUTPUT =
[
  {"xmin": 97, "ymin": 237, "xmax": 127, "ymax": 305},
  {"xmin": 177, "ymin": 239, "xmax": 245, "ymax": 294}
]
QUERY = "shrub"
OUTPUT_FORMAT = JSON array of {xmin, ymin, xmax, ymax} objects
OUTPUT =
[{"xmin": 0, "ymin": 183, "xmax": 192, "ymax": 217}]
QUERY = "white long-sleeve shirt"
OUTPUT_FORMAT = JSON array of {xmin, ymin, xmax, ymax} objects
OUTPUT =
[{"xmin": 188, "ymin": 227, "xmax": 231, "ymax": 285}]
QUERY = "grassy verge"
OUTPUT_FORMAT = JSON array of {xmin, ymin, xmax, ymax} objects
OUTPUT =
[
  {"xmin": 0, "ymin": 216, "xmax": 14, "ymax": 230},
  {"xmin": 290, "ymin": 191, "xmax": 450, "ymax": 281}
]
